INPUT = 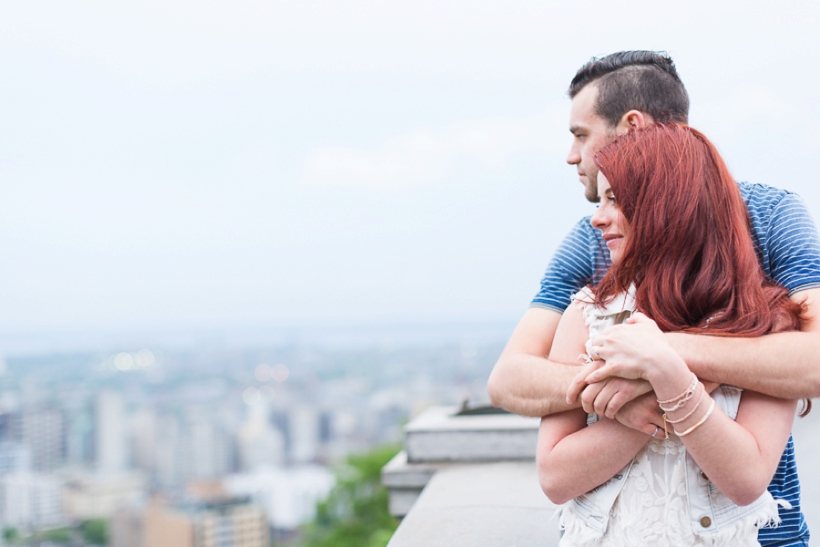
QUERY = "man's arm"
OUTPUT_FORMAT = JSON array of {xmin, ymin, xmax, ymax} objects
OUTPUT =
[
  {"xmin": 667, "ymin": 288, "xmax": 820, "ymax": 399},
  {"xmin": 487, "ymin": 307, "xmax": 580, "ymax": 417},
  {"xmin": 568, "ymin": 288, "xmax": 817, "ymax": 419},
  {"xmin": 488, "ymin": 217, "xmax": 604, "ymax": 417}
]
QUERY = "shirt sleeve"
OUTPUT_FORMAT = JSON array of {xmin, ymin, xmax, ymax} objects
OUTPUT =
[
  {"xmin": 767, "ymin": 193, "xmax": 820, "ymax": 294},
  {"xmin": 530, "ymin": 217, "xmax": 598, "ymax": 313}
]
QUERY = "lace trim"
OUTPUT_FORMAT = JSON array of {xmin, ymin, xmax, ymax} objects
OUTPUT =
[{"xmin": 559, "ymin": 493, "xmax": 782, "ymax": 547}]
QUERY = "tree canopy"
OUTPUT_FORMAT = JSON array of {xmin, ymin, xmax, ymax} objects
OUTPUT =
[{"xmin": 300, "ymin": 444, "xmax": 400, "ymax": 547}]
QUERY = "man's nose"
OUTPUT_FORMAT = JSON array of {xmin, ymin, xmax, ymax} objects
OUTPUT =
[{"xmin": 567, "ymin": 144, "xmax": 580, "ymax": 165}]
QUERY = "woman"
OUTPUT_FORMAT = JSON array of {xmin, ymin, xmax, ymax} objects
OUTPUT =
[{"xmin": 536, "ymin": 123, "xmax": 804, "ymax": 546}]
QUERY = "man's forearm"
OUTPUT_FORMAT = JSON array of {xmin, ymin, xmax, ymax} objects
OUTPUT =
[
  {"xmin": 488, "ymin": 354, "xmax": 581, "ymax": 417},
  {"xmin": 669, "ymin": 330, "xmax": 820, "ymax": 399}
]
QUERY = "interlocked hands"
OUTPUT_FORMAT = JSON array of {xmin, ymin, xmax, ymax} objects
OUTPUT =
[{"xmin": 566, "ymin": 312, "xmax": 682, "ymax": 435}]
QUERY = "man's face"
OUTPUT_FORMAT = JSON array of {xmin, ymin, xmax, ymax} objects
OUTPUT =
[{"xmin": 566, "ymin": 85, "xmax": 619, "ymax": 203}]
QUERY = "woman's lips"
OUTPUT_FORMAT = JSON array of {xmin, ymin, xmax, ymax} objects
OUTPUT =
[{"xmin": 604, "ymin": 235, "xmax": 623, "ymax": 248}]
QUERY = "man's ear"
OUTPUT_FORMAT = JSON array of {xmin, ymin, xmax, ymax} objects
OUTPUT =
[{"xmin": 614, "ymin": 110, "xmax": 654, "ymax": 135}]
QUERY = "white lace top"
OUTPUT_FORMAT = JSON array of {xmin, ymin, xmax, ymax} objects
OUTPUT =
[{"xmin": 558, "ymin": 288, "xmax": 780, "ymax": 547}]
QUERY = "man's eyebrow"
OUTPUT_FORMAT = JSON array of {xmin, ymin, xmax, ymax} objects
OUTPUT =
[{"xmin": 569, "ymin": 125, "xmax": 584, "ymax": 135}]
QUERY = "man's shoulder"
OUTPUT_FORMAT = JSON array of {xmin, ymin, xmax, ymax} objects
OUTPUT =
[
  {"xmin": 737, "ymin": 181, "xmax": 798, "ymax": 207},
  {"xmin": 557, "ymin": 215, "xmax": 599, "ymax": 246},
  {"xmin": 572, "ymin": 215, "xmax": 597, "ymax": 236},
  {"xmin": 737, "ymin": 181, "xmax": 809, "ymax": 226}
]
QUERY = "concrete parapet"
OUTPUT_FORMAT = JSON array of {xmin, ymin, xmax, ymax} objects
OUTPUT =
[
  {"xmin": 382, "ymin": 451, "xmax": 448, "ymax": 517},
  {"xmin": 382, "ymin": 406, "xmax": 559, "ymax": 544},
  {"xmin": 386, "ymin": 462, "xmax": 559, "ymax": 547},
  {"xmin": 404, "ymin": 406, "xmax": 539, "ymax": 463}
]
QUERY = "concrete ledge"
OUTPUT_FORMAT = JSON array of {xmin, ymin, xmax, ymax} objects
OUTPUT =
[
  {"xmin": 405, "ymin": 406, "xmax": 539, "ymax": 463},
  {"xmin": 382, "ymin": 451, "xmax": 447, "ymax": 518},
  {"xmin": 387, "ymin": 462, "xmax": 560, "ymax": 547},
  {"xmin": 382, "ymin": 451, "xmax": 442, "ymax": 489},
  {"xmin": 387, "ymin": 488, "xmax": 422, "ymax": 520}
]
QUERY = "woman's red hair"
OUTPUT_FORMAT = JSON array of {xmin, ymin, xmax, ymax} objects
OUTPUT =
[{"xmin": 594, "ymin": 123, "xmax": 802, "ymax": 336}]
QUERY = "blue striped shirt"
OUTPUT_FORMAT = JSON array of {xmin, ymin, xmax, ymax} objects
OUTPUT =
[{"xmin": 532, "ymin": 182, "xmax": 820, "ymax": 545}]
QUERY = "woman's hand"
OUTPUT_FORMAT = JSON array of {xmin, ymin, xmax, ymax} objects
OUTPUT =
[{"xmin": 581, "ymin": 312, "xmax": 687, "ymax": 386}]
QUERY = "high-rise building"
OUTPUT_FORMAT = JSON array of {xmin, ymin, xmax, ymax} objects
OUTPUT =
[
  {"xmin": 96, "ymin": 391, "xmax": 127, "ymax": 473},
  {"xmin": 0, "ymin": 471, "xmax": 63, "ymax": 529},
  {"xmin": 223, "ymin": 466, "xmax": 333, "ymax": 532},
  {"xmin": 130, "ymin": 408, "xmax": 156, "ymax": 473},
  {"xmin": 237, "ymin": 404, "xmax": 284, "ymax": 471},
  {"xmin": 0, "ymin": 440, "xmax": 31, "ymax": 474},
  {"xmin": 9, "ymin": 406, "xmax": 64, "ymax": 471},
  {"xmin": 62, "ymin": 471, "xmax": 146, "ymax": 521},
  {"xmin": 63, "ymin": 396, "xmax": 95, "ymax": 467},
  {"xmin": 142, "ymin": 497, "xmax": 269, "ymax": 547},
  {"xmin": 153, "ymin": 410, "xmax": 235, "ymax": 488},
  {"xmin": 111, "ymin": 502, "xmax": 144, "ymax": 547},
  {"xmin": 289, "ymin": 405, "xmax": 319, "ymax": 464}
]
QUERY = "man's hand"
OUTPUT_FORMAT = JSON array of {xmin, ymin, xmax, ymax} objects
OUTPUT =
[
  {"xmin": 614, "ymin": 391, "xmax": 665, "ymax": 436},
  {"xmin": 566, "ymin": 359, "xmax": 603, "ymax": 405},
  {"xmin": 488, "ymin": 307, "xmax": 582, "ymax": 417},
  {"xmin": 580, "ymin": 378, "xmax": 653, "ymax": 418}
]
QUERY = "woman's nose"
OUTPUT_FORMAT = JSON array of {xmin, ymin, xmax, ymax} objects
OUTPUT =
[{"xmin": 590, "ymin": 206, "xmax": 608, "ymax": 230}]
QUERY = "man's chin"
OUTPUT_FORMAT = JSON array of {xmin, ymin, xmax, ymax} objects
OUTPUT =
[{"xmin": 584, "ymin": 187, "xmax": 599, "ymax": 203}]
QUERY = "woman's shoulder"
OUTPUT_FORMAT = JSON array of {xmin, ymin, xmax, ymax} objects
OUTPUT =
[
  {"xmin": 571, "ymin": 286, "xmax": 596, "ymax": 305},
  {"xmin": 572, "ymin": 285, "xmax": 637, "ymax": 314}
]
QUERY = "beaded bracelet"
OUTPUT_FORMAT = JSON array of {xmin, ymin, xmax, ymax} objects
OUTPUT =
[
  {"xmin": 675, "ymin": 399, "xmax": 716, "ymax": 437},
  {"xmin": 658, "ymin": 373, "xmax": 698, "ymax": 412},
  {"xmin": 665, "ymin": 384, "xmax": 705, "ymax": 425}
]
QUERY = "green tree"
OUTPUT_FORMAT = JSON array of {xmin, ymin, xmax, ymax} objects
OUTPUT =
[
  {"xmin": 300, "ymin": 444, "xmax": 400, "ymax": 547},
  {"xmin": 80, "ymin": 518, "xmax": 109, "ymax": 545},
  {"xmin": 2, "ymin": 528, "xmax": 18, "ymax": 543},
  {"xmin": 38, "ymin": 527, "xmax": 72, "ymax": 543}
]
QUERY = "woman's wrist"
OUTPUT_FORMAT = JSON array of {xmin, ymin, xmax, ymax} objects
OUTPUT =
[{"xmin": 647, "ymin": 358, "xmax": 692, "ymax": 400}]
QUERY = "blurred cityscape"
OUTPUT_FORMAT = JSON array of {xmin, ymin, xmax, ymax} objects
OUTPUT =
[{"xmin": 0, "ymin": 322, "xmax": 509, "ymax": 546}]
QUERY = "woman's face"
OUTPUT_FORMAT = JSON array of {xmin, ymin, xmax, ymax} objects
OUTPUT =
[{"xmin": 590, "ymin": 171, "xmax": 629, "ymax": 265}]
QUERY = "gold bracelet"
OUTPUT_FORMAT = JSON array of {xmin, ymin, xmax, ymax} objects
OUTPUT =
[
  {"xmin": 674, "ymin": 399, "xmax": 716, "ymax": 437},
  {"xmin": 665, "ymin": 385, "xmax": 705, "ymax": 424}
]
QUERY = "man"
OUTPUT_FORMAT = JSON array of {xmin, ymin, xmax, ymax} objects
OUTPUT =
[{"xmin": 487, "ymin": 51, "xmax": 820, "ymax": 545}]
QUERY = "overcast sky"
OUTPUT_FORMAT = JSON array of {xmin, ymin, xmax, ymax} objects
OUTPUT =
[{"xmin": 1, "ymin": 1, "xmax": 819, "ymax": 333}]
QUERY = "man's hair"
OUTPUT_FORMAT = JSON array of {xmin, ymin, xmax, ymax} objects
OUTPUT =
[{"xmin": 569, "ymin": 51, "xmax": 689, "ymax": 126}]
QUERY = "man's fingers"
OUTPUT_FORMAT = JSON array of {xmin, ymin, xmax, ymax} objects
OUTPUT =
[
  {"xmin": 566, "ymin": 360, "xmax": 603, "ymax": 404},
  {"xmin": 614, "ymin": 391, "xmax": 665, "ymax": 433},
  {"xmin": 592, "ymin": 379, "xmax": 653, "ymax": 419},
  {"xmin": 580, "ymin": 381, "xmax": 606, "ymax": 414},
  {"xmin": 602, "ymin": 391, "xmax": 627, "ymax": 419},
  {"xmin": 591, "ymin": 382, "xmax": 615, "ymax": 416},
  {"xmin": 566, "ymin": 370, "xmax": 588, "ymax": 405},
  {"xmin": 584, "ymin": 363, "xmax": 615, "ymax": 384}
]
